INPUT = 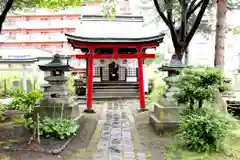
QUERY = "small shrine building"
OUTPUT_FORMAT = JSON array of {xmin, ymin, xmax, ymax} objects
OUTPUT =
[{"xmin": 66, "ymin": 15, "xmax": 164, "ymax": 111}]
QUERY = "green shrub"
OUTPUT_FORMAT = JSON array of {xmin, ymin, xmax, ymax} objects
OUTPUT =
[
  {"xmin": 7, "ymin": 89, "xmax": 43, "ymax": 114},
  {"xmin": 175, "ymin": 67, "xmax": 230, "ymax": 108},
  {"xmin": 179, "ymin": 105, "xmax": 236, "ymax": 152},
  {"xmin": 175, "ymin": 67, "xmax": 237, "ymax": 153},
  {"xmin": 26, "ymin": 117, "xmax": 79, "ymax": 140},
  {"xmin": 67, "ymin": 74, "xmax": 75, "ymax": 96},
  {"xmin": 146, "ymin": 73, "xmax": 166, "ymax": 105}
]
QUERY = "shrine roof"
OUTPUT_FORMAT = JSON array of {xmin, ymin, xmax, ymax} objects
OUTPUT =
[
  {"xmin": 66, "ymin": 33, "xmax": 165, "ymax": 43},
  {"xmin": 65, "ymin": 14, "xmax": 165, "ymax": 43},
  {"xmin": 0, "ymin": 58, "xmax": 38, "ymax": 63}
]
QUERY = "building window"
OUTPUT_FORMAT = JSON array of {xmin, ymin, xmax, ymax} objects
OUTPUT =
[
  {"xmin": 3, "ymin": 19, "xmax": 16, "ymax": 27},
  {"xmin": 127, "ymin": 67, "xmax": 137, "ymax": 77},
  {"xmin": 94, "ymin": 67, "xmax": 101, "ymax": 77}
]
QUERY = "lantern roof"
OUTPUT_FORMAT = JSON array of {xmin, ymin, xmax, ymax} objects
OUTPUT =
[{"xmin": 38, "ymin": 54, "xmax": 72, "ymax": 71}]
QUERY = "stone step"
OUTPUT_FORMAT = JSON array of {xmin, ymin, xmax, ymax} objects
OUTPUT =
[
  {"xmin": 75, "ymin": 95, "xmax": 139, "ymax": 100},
  {"xmin": 93, "ymin": 92, "xmax": 139, "ymax": 97},
  {"xmin": 93, "ymin": 85, "xmax": 139, "ymax": 89},
  {"xmin": 93, "ymin": 88, "xmax": 139, "ymax": 93},
  {"xmin": 93, "ymin": 82, "xmax": 138, "ymax": 87}
]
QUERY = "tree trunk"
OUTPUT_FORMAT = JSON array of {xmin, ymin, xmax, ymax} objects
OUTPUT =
[
  {"xmin": 174, "ymin": 45, "xmax": 185, "ymax": 62},
  {"xmin": 214, "ymin": 0, "xmax": 227, "ymax": 69},
  {"xmin": 184, "ymin": 46, "xmax": 189, "ymax": 65},
  {"xmin": 0, "ymin": 0, "xmax": 14, "ymax": 33}
]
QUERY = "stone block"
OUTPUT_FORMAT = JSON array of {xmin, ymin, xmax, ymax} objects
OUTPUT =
[
  {"xmin": 149, "ymin": 103, "xmax": 180, "ymax": 133},
  {"xmin": 149, "ymin": 114, "xmax": 179, "ymax": 133},
  {"xmin": 34, "ymin": 105, "xmax": 80, "ymax": 120},
  {"xmin": 153, "ymin": 103, "xmax": 180, "ymax": 121}
]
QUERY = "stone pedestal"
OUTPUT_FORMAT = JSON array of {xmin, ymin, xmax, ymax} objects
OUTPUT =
[
  {"xmin": 34, "ymin": 102, "xmax": 79, "ymax": 120},
  {"xmin": 149, "ymin": 103, "xmax": 180, "ymax": 133},
  {"xmin": 35, "ymin": 76, "xmax": 80, "ymax": 119}
]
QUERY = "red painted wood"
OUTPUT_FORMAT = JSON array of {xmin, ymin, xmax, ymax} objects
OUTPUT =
[
  {"xmin": 113, "ymin": 47, "xmax": 118, "ymax": 57},
  {"xmin": 73, "ymin": 54, "xmax": 155, "ymax": 59},
  {"xmin": 70, "ymin": 41, "xmax": 159, "ymax": 49},
  {"xmin": 137, "ymin": 58, "xmax": 145, "ymax": 109},
  {"xmin": 87, "ymin": 56, "xmax": 93, "ymax": 109}
]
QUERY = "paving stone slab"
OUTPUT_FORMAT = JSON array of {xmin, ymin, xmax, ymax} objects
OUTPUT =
[{"xmin": 93, "ymin": 101, "xmax": 141, "ymax": 160}]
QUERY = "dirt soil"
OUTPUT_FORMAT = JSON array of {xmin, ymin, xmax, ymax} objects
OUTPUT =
[
  {"xmin": 0, "ymin": 106, "xmax": 103, "ymax": 160},
  {"xmin": 128, "ymin": 100, "xmax": 173, "ymax": 160}
]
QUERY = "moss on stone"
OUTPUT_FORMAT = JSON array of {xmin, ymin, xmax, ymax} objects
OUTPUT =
[
  {"xmin": 7, "ymin": 139, "xmax": 20, "ymax": 143},
  {"xmin": 11, "ymin": 115, "xmax": 25, "ymax": 124},
  {"xmin": 0, "ymin": 155, "xmax": 10, "ymax": 160}
]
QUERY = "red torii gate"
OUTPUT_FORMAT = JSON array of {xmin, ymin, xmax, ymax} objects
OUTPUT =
[{"xmin": 65, "ymin": 34, "xmax": 164, "ymax": 112}]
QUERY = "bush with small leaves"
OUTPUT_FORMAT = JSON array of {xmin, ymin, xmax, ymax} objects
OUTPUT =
[
  {"xmin": 179, "ymin": 105, "xmax": 237, "ymax": 152},
  {"xmin": 175, "ymin": 67, "xmax": 230, "ymax": 108}
]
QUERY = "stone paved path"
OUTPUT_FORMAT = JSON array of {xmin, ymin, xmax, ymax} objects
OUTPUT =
[{"xmin": 90, "ymin": 100, "xmax": 150, "ymax": 160}]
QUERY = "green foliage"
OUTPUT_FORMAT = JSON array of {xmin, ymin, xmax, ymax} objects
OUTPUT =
[
  {"xmin": 175, "ymin": 67, "xmax": 229, "ymax": 108},
  {"xmin": 67, "ymin": 74, "xmax": 75, "ymax": 96},
  {"xmin": 232, "ymin": 26, "xmax": 240, "ymax": 35},
  {"xmin": 144, "ymin": 53, "xmax": 162, "ymax": 66},
  {"xmin": 175, "ymin": 67, "xmax": 238, "ymax": 153},
  {"xmin": 7, "ymin": 89, "xmax": 43, "ymax": 114},
  {"xmin": 146, "ymin": 72, "xmax": 166, "ymax": 105},
  {"xmin": 2, "ymin": 0, "xmax": 94, "ymax": 12},
  {"xmin": 26, "ymin": 117, "xmax": 79, "ymax": 140},
  {"xmin": 31, "ymin": 0, "xmax": 85, "ymax": 10},
  {"xmin": 101, "ymin": 0, "xmax": 117, "ymax": 19},
  {"xmin": 179, "ymin": 105, "xmax": 238, "ymax": 152}
]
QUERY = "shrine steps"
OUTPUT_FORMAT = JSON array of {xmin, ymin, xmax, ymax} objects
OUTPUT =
[
  {"xmin": 93, "ymin": 81, "xmax": 139, "ymax": 87},
  {"xmin": 92, "ymin": 81, "xmax": 139, "ymax": 99}
]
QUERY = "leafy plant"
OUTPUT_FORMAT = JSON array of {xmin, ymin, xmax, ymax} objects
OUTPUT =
[
  {"xmin": 7, "ymin": 89, "xmax": 43, "ymax": 114},
  {"xmin": 175, "ymin": 67, "xmax": 238, "ymax": 153},
  {"xmin": 179, "ymin": 105, "xmax": 237, "ymax": 152},
  {"xmin": 26, "ymin": 117, "xmax": 79, "ymax": 140},
  {"xmin": 146, "ymin": 72, "xmax": 166, "ymax": 106},
  {"xmin": 67, "ymin": 74, "xmax": 75, "ymax": 96},
  {"xmin": 175, "ymin": 67, "xmax": 229, "ymax": 108}
]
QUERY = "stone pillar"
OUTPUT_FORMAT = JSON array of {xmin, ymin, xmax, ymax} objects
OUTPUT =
[
  {"xmin": 12, "ymin": 80, "xmax": 21, "ymax": 90},
  {"xmin": 22, "ymin": 71, "xmax": 27, "ymax": 92},
  {"xmin": 161, "ymin": 70, "xmax": 181, "ymax": 107}
]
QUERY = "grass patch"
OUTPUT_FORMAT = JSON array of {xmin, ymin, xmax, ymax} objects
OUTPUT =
[{"xmin": 165, "ymin": 128, "xmax": 240, "ymax": 160}]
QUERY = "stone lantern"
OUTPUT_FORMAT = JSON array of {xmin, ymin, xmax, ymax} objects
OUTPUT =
[
  {"xmin": 36, "ymin": 54, "xmax": 79, "ymax": 119},
  {"xmin": 149, "ymin": 55, "xmax": 188, "ymax": 133},
  {"xmin": 158, "ymin": 55, "xmax": 187, "ymax": 106}
]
